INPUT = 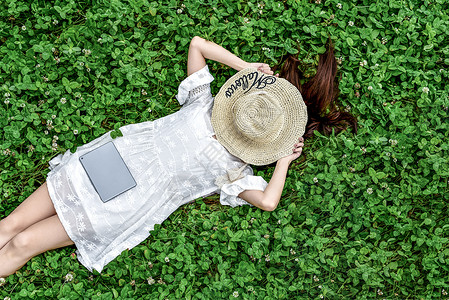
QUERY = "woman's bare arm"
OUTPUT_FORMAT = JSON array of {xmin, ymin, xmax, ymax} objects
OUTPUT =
[
  {"xmin": 238, "ymin": 138, "xmax": 304, "ymax": 211},
  {"xmin": 186, "ymin": 36, "xmax": 273, "ymax": 76}
]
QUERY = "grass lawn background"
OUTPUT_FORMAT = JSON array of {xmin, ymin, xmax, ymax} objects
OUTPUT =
[{"xmin": 0, "ymin": 0, "xmax": 448, "ymax": 298}]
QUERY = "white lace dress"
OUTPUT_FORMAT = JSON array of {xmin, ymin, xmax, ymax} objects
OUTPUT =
[{"xmin": 46, "ymin": 65, "xmax": 268, "ymax": 273}]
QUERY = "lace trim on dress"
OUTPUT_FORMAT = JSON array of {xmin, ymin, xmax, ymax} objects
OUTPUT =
[
  {"xmin": 214, "ymin": 163, "xmax": 249, "ymax": 189},
  {"xmin": 189, "ymin": 84, "xmax": 210, "ymax": 99}
]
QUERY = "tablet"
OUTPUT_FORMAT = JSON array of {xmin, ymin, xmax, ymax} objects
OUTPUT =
[{"xmin": 79, "ymin": 141, "xmax": 137, "ymax": 202}]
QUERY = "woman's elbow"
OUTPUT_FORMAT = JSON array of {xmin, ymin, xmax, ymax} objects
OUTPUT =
[{"xmin": 262, "ymin": 197, "xmax": 278, "ymax": 211}]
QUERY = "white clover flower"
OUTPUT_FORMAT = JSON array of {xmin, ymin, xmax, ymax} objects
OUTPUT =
[
  {"xmin": 0, "ymin": 277, "xmax": 6, "ymax": 286},
  {"xmin": 361, "ymin": 147, "xmax": 367, "ymax": 153},
  {"xmin": 4, "ymin": 92, "xmax": 10, "ymax": 97},
  {"xmin": 21, "ymin": 25, "xmax": 26, "ymax": 30},
  {"xmin": 348, "ymin": 21, "xmax": 354, "ymax": 26},
  {"xmin": 290, "ymin": 249, "xmax": 296, "ymax": 255},
  {"xmin": 51, "ymin": 114, "xmax": 56, "ymax": 119},
  {"xmin": 60, "ymin": 97, "xmax": 67, "ymax": 104},
  {"xmin": 4, "ymin": 99, "xmax": 10, "ymax": 104},
  {"xmin": 319, "ymin": 295, "xmax": 324, "ymax": 299},
  {"xmin": 315, "ymin": 0, "xmax": 321, "ymax": 3},
  {"xmin": 44, "ymin": 130, "xmax": 49, "ymax": 135},
  {"xmin": 442, "ymin": 288, "xmax": 448, "ymax": 296},
  {"xmin": 53, "ymin": 20, "xmax": 59, "ymax": 25},
  {"xmin": 367, "ymin": 188, "xmax": 373, "ymax": 194},
  {"xmin": 313, "ymin": 275, "xmax": 319, "ymax": 282},
  {"xmin": 87, "ymin": 68, "xmax": 91, "ymax": 72},
  {"xmin": 336, "ymin": 3, "xmax": 342, "ymax": 9},
  {"xmin": 64, "ymin": 273, "xmax": 74, "ymax": 282},
  {"xmin": 351, "ymin": 181, "xmax": 356, "ymax": 186},
  {"xmin": 265, "ymin": 254, "xmax": 270, "ymax": 262},
  {"xmin": 313, "ymin": 177, "xmax": 318, "ymax": 183},
  {"xmin": 367, "ymin": 86, "xmax": 373, "ymax": 91},
  {"xmin": 181, "ymin": 3, "xmax": 186, "ymax": 8},
  {"xmin": 4, "ymin": 297, "xmax": 11, "ymax": 300},
  {"xmin": 318, "ymin": 285, "xmax": 322, "ymax": 289},
  {"xmin": 243, "ymin": 17, "xmax": 249, "ymax": 24},
  {"xmin": 36, "ymin": 64, "xmax": 40, "ymax": 68},
  {"xmin": 264, "ymin": 234, "xmax": 269, "ymax": 239},
  {"xmin": 97, "ymin": 37, "xmax": 102, "ymax": 42},
  {"xmin": 362, "ymin": 41, "xmax": 367, "ymax": 46},
  {"xmin": 377, "ymin": 289, "xmax": 383, "ymax": 295},
  {"xmin": 393, "ymin": 157, "xmax": 397, "ymax": 163},
  {"xmin": 374, "ymin": 63, "xmax": 379, "ymax": 67},
  {"xmin": 422, "ymin": 87, "xmax": 429, "ymax": 93},
  {"xmin": 177, "ymin": 8, "xmax": 183, "ymax": 14},
  {"xmin": 165, "ymin": 256, "xmax": 169, "ymax": 262},
  {"xmin": 259, "ymin": 10, "xmax": 263, "ymax": 15},
  {"xmin": 19, "ymin": 103, "xmax": 25, "ymax": 108},
  {"xmin": 147, "ymin": 276, "xmax": 155, "ymax": 285},
  {"xmin": 233, "ymin": 291, "xmax": 239, "ymax": 297},
  {"xmin": 389, "ymin": 139, "xmax": 398, "ymax": 146},
  {"xmin": 141, "ymin": 89, "xmax": 147, "ymax": 95},
  {"xmin": 79, "ymin": 62, "xmax": 84, "ymax": 66},
  {"xmin": 342, "ymin": 154, "xmax": 347, "ymax": 158},
  {"xmin": 147, "ymin": 108, "xmax": 152, "ymax": 112},
  {"xmin": 385, "ymin": 152, "xmax": 391, "ymax": 157},
  {"xmin": 381, "ymin": 37, "xmax": 387, "ymax": 44},
  {"xmin": 73, "ymin": 129, "xmax": 78, "ymax": 135}
]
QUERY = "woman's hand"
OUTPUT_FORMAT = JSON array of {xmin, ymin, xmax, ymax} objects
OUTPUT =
[
  {"xmin": 279, "ymin": 137, "xmax": 304, "ymax": 165},
  {"xmin": 247, "ymin": 62, "xmax": 274, "ymax": 75}
]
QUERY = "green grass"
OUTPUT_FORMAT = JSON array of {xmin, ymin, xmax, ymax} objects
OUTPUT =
[{"xmin": 1, "ymin": 0, "xmax": 448, "ymax": 298}]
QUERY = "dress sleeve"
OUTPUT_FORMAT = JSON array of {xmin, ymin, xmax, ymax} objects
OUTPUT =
[
  {"xmin": 176, "ymin": 65, "xmax": 214, "ymax": 106},
  {"xmin": 219, "ymin": 174, "xmax": 268, "ymax": 208}
]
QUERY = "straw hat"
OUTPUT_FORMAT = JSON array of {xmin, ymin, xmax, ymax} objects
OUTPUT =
[{"xmin": 211, "ymin": 68, "xmax": 308, "ymax": 165}]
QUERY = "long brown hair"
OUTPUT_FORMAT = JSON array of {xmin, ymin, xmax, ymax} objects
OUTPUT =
[{"xmin": 274, "ymin": 41, "xmax": 357, "ymax": 139}]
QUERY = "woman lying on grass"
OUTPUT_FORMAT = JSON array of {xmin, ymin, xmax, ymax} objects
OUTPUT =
[{"xmin": 0, "ymin": 36, "xmax": 356, "ymax": 278}]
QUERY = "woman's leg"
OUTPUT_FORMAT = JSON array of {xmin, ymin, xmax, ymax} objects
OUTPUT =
[
  {"xmin": 0, "ymin": 214, "xmax": 74, "ymax": 277},
  {"xmin": 0, "ymin": 182, "xmax": 57, "ymax": 249}
]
